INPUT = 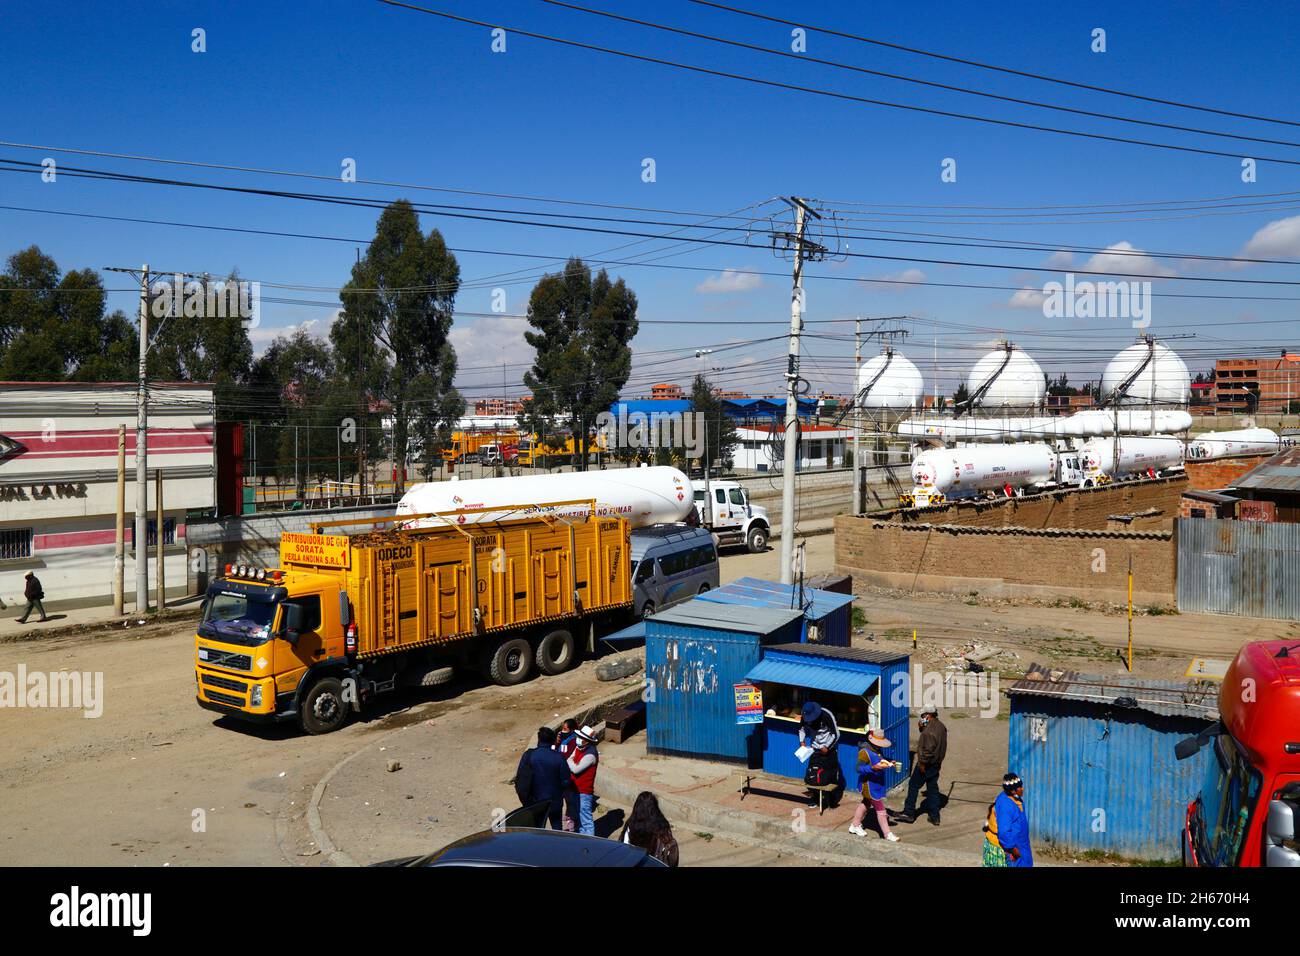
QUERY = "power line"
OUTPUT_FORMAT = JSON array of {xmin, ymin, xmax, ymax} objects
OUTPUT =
[
  {"xmin": 543, "ymin": 0, "xmax": 1300, "ymax": 152},
  {"xmin": 690, "ymin": 0, "xmax": 1300, "ymax": 129},
  {"xmin": 377, "ymin": 0, "xmax": 1300, "ymax": 167}
]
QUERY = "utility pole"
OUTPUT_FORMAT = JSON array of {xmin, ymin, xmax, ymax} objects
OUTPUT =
[
  {"xmin": 155, "ymin": 468, "xmax": 165, "ymax": 612},
  {"xmin": 774, "ymin": 197, "xmax": 827, "ymax": 585},
  {"xmin": 114, "ymin": 425, "xmax": 125, "ymax": 615},
  {"xmin": 136, "ymin": 265, "xmax": 150, "ymax": 613},
  {"xmin": 853, "ymin": 318, "xmax": 862, "ymax": 516}
]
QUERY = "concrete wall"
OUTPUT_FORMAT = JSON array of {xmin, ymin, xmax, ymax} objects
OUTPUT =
[{"xmin": 835, "ymin": 517, "xmax": 1175, "ymax": 604}]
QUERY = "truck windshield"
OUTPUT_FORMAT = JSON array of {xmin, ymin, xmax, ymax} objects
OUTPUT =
[
  {"xmin": 1194, "ymin": 734, "xmax": 1263, "ymax": 866},
  {"xmin": 201, "ymin": 590, "xmax": 279, "ymax": 645}
]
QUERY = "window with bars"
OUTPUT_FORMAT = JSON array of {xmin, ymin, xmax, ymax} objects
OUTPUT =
[
  {"xmin": 145, "ymin": 518, "xmax": 176, "ymax": 547},
  {"xmin": 0, "ymin": 528, "xmax": 33, "ymax": 560}
]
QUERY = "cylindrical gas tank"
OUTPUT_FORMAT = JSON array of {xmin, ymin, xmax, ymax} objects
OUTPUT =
[
  {"xmin": 1187, "ymin": 428, "xmax": 1279, "ymax": 459},
  {"xmin": 395, "ymin": 466, "xmax": 694, "ymax": 528},
  {"xmin": 1080, "ymin": 437, "xmax": 1184, "ymax": 478},
  {"xmin": 911, "ymin": 443, "xmax": 1055, "ymax": 499}
]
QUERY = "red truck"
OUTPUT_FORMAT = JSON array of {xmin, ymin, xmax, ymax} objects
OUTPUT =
[{"xmin": 1178, "ymin": 640, "xmax": 1300, "ymax": 867}]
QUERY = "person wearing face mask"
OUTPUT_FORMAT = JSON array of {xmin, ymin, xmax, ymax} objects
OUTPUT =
[
  {"xmin": 899, "ymin": 707, "xmax": 947, "ymax": 826},
  {"xmin": 566, "ymin": 725, "xmax": 600, "ymax": 836}
]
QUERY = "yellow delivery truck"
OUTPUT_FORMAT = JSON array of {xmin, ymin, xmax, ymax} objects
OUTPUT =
[{"xmin": 194, "ymin": 500, "xmax": 631, "ymax": 734}]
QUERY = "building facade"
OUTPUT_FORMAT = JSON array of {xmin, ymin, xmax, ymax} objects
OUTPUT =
[
  {"xmin": 0, "ymin": 382, "xmax": 215, "ymax": 610},
  {"xmin": 1215, "ymin": 354, "xmax": 1300, "ymax": 414}
]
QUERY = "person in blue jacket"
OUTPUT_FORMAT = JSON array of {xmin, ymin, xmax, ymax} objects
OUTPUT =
[
  {"xmin": 514, "ymin": 726, "xmax": 572, "ymax": 830},
  {"xmin": 984, "ymin": 772, "xmax": 1034, "ymax": 867}
]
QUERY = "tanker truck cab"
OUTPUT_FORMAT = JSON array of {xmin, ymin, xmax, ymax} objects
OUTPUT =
[
  {"xmin": 195, "ymin": 566, "xmax": 347, "ymax": 728},
  {"xmin": 691, "ymin": 478, "xmax": 769, "ymax": 553},
  {"xmin": 1178, "ymin": 640, "xmax": 1300, "ymax": 867}
]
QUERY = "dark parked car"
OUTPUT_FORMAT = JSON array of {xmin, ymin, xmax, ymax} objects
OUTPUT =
[{"xmin": 371, "ymin": 828, "xmax": 667, "ymax": 868}]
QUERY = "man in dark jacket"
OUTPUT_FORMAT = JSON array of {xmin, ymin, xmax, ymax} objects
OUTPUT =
[
  {"xmin": 900, "ymin": 707, "xmax": 947, "ymax": 825},
  {"xmin": 17, "ymin": 572, "xmax": 47, "ymax": 624},
  {"xmin": 514, "ymin": 726, "xmax": 571, "ymax": 830}
]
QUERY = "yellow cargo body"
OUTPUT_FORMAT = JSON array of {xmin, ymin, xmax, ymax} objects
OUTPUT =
[{"xmin": 279, "ymin": 503, "xmax": 631, "ymax": 658}]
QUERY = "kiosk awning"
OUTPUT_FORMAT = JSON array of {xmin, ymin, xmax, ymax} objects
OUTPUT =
[{"xmin": 745, "ymin": 657, "xmax": 877, "ymax": 696}]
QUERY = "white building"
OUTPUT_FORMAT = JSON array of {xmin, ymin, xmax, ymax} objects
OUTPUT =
[
  {"xmin": 733, "ymin": 425, "xmax": 853, "ymax": 472},
  {"xmin": 0, "ymin": 382, "xmax": 215, "ymax": 610}
]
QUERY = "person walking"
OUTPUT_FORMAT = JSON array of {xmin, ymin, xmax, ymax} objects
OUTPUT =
[
  {"xmin": 514, "ymin": 726, "xmax": 571, "ymax": 830},
  {"xmin": 619, "ymin": 791, "xmax": 679, "ymax": 867},
  {"xmin": 798, "ymin": 700, "xmax": 843, "ymax": 807},
  {"xmin": 983, "ymin": 772, "xmax": 1034, "ymax": 867},
  {"xmin": 566, "ymin": 724, "xmax": 600, "ymax": 836},
  {"xmin": 900, "ymin": 707, "xmax": 947, "ymax": 825},
  {"xmin": 849, "ymin": 730, "xmax": 900, "ymax": 842},
  {"xmin": 17, "ymin": 572, "xmax": 47, "ymax": 624},
  {"xmin": 555, "ymin": 719, "xmax": 581, "ymax": 831}
]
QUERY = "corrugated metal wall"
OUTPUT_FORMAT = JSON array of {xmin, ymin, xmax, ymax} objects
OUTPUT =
[
  {"xmin": 646, "ymin": 615, "xmax": 803, "ymax": 762},
  {"xmin": 1176, "ymin": 517, "xmax": 1300, "ymax": 620},
  {"xmin": 1008, "ymin": 697, "xmax": 1211, "ymax": 860}
]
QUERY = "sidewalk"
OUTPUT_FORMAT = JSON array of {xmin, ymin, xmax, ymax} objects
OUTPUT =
[{"xmin": 0, "ymin": 597, "xmax": 199, "ymax": 641}]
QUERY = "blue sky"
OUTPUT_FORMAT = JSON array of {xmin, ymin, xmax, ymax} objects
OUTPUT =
[{"xmin": 2, "ymin": 0, "xmax": 1299, "ymax": 401}]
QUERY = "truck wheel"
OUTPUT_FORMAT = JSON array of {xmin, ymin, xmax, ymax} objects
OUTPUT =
[
  {"xmin": 698, "ymin": 583, "xmax": 711, "ymax": 594},
  {"xmin": 746, "ymin": 526, "xmax": 769, "ymax": 553},
  {"xmin": 487, "ymin": 637, "xmax": 533, "ymax": 686},
  {"xmin": 299, "ymin": 677, "xmax": 349, "ymax": 735},
  {"xmin": 536, "ymin": 628, "xmax": 576, "ymax": 676}
]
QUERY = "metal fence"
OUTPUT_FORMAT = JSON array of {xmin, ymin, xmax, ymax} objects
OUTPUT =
[{"xmin": 1176, "ymin": 517, "xmax": 1300, "ymax": 620}]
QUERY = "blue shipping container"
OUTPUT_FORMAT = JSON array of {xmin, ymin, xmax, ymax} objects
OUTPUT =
[
  {"xmin": 1007, "ymin": 665, "xmax": 1217, "ymax": 861},
  {"xmin": 646, "ymin": 601, "xmax": 805, "ymax": 763}
]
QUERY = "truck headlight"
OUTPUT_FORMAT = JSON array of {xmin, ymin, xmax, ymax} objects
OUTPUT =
[{"xmin": 250, "ymin": 685, "xmax": 263, "ymax": 707}]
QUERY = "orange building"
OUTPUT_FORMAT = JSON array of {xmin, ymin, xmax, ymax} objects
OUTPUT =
[
  {"xmin": 1215, "ymin": 354, "xmax": 1300, "ymax": 414},
  {"xmin": 650, "ymin": 383, "xmax": 685, "ymax": 401}
]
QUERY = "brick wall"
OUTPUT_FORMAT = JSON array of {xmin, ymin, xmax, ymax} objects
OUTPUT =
[
  {"xmin": 871, "ymin": 476, "xmax": 1187, "ymax": 531},
  {"xmin": 1183, "ymin": 454, "xmax": 1271, "ymax": 491},
  {"xmin": 835, "ymin": 516, "xmax": 1175, "ymax": 603}
]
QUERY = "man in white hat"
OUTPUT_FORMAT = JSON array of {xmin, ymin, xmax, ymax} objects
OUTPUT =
[
  {"xmin": 566, "ymin": 725, "xmax": 600, "ymax": 836},
  {"xmin": 849, "ymin": 730, "xmax": 900, "ymax": 842}
]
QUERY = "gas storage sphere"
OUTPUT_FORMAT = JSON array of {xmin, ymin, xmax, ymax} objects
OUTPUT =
[
  {"xmin": 1101, "ymin": 343, "xmax": 1190, "ymax": 405},
  {"xmin": 857, "ymin": 350, "xmax": 924, "ymax": 409},
  {"xmin": 966, "ymin": 346, "xmax": 1045, "ymax": 407},
  {"xmin": 396, "ymin": 466, "xmax": 694, "ymax": 528}
]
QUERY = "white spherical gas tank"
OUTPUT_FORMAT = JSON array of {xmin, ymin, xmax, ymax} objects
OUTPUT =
[{"xmin": 395, "ymin": 466, "xmax": 693, "ymax": 528}]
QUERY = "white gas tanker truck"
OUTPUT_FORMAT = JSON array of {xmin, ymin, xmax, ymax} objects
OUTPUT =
[
  {"xmin": 906, "ymin": 443, "xmax": 1059, "ymax": 507},
  {"xmin": 1186, "ymin": 428, "xmax": 1280, "ymax": 460},
  {"xmin": 396, "ymin": 466, "xmax": 772, "ymax": 552},
  {"xmin": 1079, "ymin": 436, "xmax": 1184, "ymax": 484}
]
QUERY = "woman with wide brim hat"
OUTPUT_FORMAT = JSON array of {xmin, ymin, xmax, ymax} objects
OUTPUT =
[{"xmin": 849, "ymin": 730, "xmax": 900, "ymax": 842}]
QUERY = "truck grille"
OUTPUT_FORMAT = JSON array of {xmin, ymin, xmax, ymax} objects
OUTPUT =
[
  {"xmin": 197, "ymin": 647, "xmax": 252, "ymax": 671},
  {"xmin": 201, "ymin": 674, "xmax": 249, "ymax": 693},
  {"xmin": 204, "ymin": 690, "xmax": 244, "ymax": 707}
]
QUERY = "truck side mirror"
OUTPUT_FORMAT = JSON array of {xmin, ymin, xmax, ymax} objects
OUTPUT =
[
  {"xmin": 1266, "ymin": 799, "xmax": 1297, "ymax": 847},
  {"xmin": 281, "ymin": 603, "xmax": 303, "ymax": 645}
]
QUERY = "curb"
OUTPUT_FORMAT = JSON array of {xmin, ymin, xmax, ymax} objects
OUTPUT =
[{"xmin": 596, "ymin": 758, "xmax": 981, "ymax": 867}]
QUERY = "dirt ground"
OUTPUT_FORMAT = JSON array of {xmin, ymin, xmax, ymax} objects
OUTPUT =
[{"xmin": 2, "ymin": 529, "xmax": 1293, "ymax": 867}]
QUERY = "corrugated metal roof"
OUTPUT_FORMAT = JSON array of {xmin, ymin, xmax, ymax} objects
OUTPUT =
[
  {"xmin": 745, "ymin": 657, "xmax": 877, "ymax": 696},
  {"xmin": 1231, "ymin": 446, "xmax": 1300, "ymax": 492},
  {"xmin": 696, "ymin": 576, "xmax": 854, "ymax": 622},
  {"xmin": 765, "ymin": 642, "xmax": 908, "ymax": 666},
  {"xmin": 649, "ymin": 601, "xmax": 803, "ymax": 635},
  {"xmin": 1008, "ymin": 662, "xmax": 1218, "ymax": 719}
]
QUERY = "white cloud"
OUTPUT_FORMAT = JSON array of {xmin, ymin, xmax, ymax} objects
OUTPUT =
[
  {"xmin": 862, "ymin": 267, "xmax": 926, "ymax": 292},
  {"xmin": 1045, "ymin": 250, "xmax": 1075, "ymax": 269},
  {"xmin": 696, "ymin": 268, "xmax": 762, "ymax": 294},
  {"xmin": 1235, "ymin": 214, "xmax": 1300, "ymax": 266},
  {"xmin": 248, "ymin": 313, "xmax": 337, "ymax": 349},
  {"xmin": 449, "ymin": 314, "xmax": 534, "ymax": 385},
  {"xmin": 1007, "ymin": 286, "xmax": 1047, "ymax": 309},
  {"xmin": 1082, "ymin": 241, "xmax": 1176, "ymax": 278}
]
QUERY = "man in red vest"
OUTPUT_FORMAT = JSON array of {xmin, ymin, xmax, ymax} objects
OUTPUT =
[{"xmin": 566, "ymin": 725, "xmax": 600, "ymax": 835}]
